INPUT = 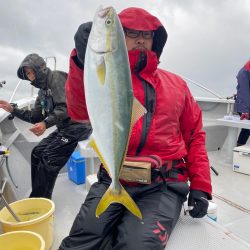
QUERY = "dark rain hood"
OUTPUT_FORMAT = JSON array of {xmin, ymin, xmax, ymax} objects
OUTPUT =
[
  {"xmin": 118, "ymin": 7, "xmax": 168, "ymax": 59},
  {"xmin": 74, "ymin": 22, "xmax": 92, "ymax": 67},
  {"xmin": 17, "ymin": 53, "xmax": 50, "ymax": 88}
]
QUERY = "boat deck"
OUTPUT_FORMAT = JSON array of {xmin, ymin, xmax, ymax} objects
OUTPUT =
[
  {"xmin": 51, "ymin": 149, "xmax": 250, "ymax": 250},
  {"xmin": 209, "ymin": 150, "xmax": 250, "ymax": 243}
]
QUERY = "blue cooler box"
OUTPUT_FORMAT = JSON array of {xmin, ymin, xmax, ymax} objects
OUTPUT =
[{"xmin": 67, "ymin": 151, "xmax": 85, "ymax": 184}]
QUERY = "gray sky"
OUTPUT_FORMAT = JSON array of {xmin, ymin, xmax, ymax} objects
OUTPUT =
[{"xmin": 0, "ymin": 0, "xmax": 250, "ymax": 100}]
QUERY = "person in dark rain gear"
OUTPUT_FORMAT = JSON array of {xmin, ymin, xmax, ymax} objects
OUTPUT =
[
  {"xmin": 235, "ymin": 59, "xmax": 250, "ymax": 146},
  {"xmin": 0, "ymin": 53, "xmax": 92, "ymax": 199}
]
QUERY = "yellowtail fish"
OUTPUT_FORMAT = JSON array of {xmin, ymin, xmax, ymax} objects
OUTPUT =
[{"xmin": 84, "ymin": 6, "xmax": 146, "ymax": 219}]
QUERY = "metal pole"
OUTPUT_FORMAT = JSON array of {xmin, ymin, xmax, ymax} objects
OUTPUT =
[
  {"xmin": 9, "ymin": 79, "xmax": 22, "ymax": 102},
  {"xmin": 0, "ymin": 179, "xmax": 20, "ymax": 222},
  {"xmin": 177, "ymin": 74, "xmax": 224, "ymax": 99}
]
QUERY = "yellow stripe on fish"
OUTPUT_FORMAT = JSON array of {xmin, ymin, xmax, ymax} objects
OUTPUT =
[{"xmin": 96, "ymin": 58, "xmax": 106, "ymax": 85}]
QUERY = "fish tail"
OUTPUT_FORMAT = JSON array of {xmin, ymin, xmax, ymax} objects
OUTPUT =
[{"xmin": 96, "ymin": 185, "xmax": 142, "ymax": 219}]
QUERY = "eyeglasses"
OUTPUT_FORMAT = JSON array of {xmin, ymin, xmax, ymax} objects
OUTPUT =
[{"xmin": 124, "ymin": 29, "xmax": 154, "ymax": 39}]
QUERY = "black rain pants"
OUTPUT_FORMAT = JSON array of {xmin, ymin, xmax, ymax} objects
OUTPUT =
[
  {"xmin": 237, "ymin": 128, "xmax": 250, "ymax": 146},
  {"xmin": 29, "ymin": 122, "xmax": 92, "ymax": 199},
  {"xmin": 59, "ymin": 167, "xmax": 189, "ymax": 250}
]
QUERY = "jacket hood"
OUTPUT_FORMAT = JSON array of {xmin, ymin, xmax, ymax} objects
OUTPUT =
[
  {"xmin": 244, "ymin": 60, "xmax": 250, "ymax": 71},
  {"xmin": 17, "ymin": 53, "xmax": 49, "ymax": 88},
  {"xmin": 118, "ymin": 7, "xmax": 168, "ymax": 58},
  {"xmin": 74, "ymin": 22, "xmax": 92, "ymax": 66}
]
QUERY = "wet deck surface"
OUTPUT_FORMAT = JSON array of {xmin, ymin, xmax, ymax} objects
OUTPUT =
[
  {"xmin": 51, "ymin": 149, "xmax": 250, "ymax": 250},
  {"xmin": 209, "ymin": 150, "xmax": 250, "ymax": 244}
]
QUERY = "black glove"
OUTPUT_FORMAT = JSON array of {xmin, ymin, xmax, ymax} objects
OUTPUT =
[
  {"xmin": 74, "ymin": 22, "xmax": 92, "ymax": 68},
  {"xmin": 188, "ymin": 190, "xmax": 209, "ymax": 218}
]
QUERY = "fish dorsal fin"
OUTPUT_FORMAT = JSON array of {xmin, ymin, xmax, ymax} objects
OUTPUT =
[
  {"xmin": 96, "ymin": 57, "xmax": 106, "ymax": 85},
  {"xmin": 89, "ymin": 138, "xmax": 110, "ymax": 175},
  {"xmin": 130, "ymin": 97, "xmax": 147, "ymax": 128}
]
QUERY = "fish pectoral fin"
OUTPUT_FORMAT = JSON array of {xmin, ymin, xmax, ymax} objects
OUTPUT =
[
  {"xmin": 96, "ymin": 57, "xmax": 106, "ymax": 85},
  {"xmin": 89, "ymin": 138, "xmax": 111, "ymax": 176},
  {"xmin": 131, "ymin": 97, "xmax": 147, "ymax": 128},
  {"xmin": 96, "ymin": 185, "xmax": 142, "ymax": 220}
]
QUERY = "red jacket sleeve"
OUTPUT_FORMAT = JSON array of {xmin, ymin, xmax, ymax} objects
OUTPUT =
[
  {"xmin": 180, "ymin": 85, "xmax": 212, "ymax": 198},
  {"xmin": 65, "ymin": 49, "xmax": 89, "ymax": 122}
]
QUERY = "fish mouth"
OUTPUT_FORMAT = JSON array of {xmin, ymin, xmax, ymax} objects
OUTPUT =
[{"xmin": 98, "ymin": 6, "xmax": 113, "ymax": 18}]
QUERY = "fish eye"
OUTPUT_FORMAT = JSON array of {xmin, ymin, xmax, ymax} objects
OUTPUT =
[{"xmin": 105, "ymin": 18, "xmax": 113, "ymax": 26}]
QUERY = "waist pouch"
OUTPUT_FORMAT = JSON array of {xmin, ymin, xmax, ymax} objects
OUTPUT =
[
  {"xmin": 120, "ymin": 156, "xmax": 186, "ymax": 185},
  {"xmin": 120, "ymin": 155, "xmax": 162, "ymax": 185}
]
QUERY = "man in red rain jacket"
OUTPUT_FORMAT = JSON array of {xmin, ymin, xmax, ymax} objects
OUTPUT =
[{"xmin": 60, "ymin": 7, "xmax": 212, "ymax": 250}]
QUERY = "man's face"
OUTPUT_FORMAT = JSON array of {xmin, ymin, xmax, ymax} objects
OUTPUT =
[
  {"xmin": 24, "ymin": 67, "xmax": 36, "ymax": 81},
  {"xmin": 124, "ymin": 29, "xmax": 154, "ymax": 51}
]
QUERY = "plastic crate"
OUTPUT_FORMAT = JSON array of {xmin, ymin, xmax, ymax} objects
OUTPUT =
[
  {"xmin": 67, "ymin": 151, "xmax": 85, "ymax": 184},
  {"xmin": 233, "ymin": 145, "xmax": 250, "ymax": 175}
]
